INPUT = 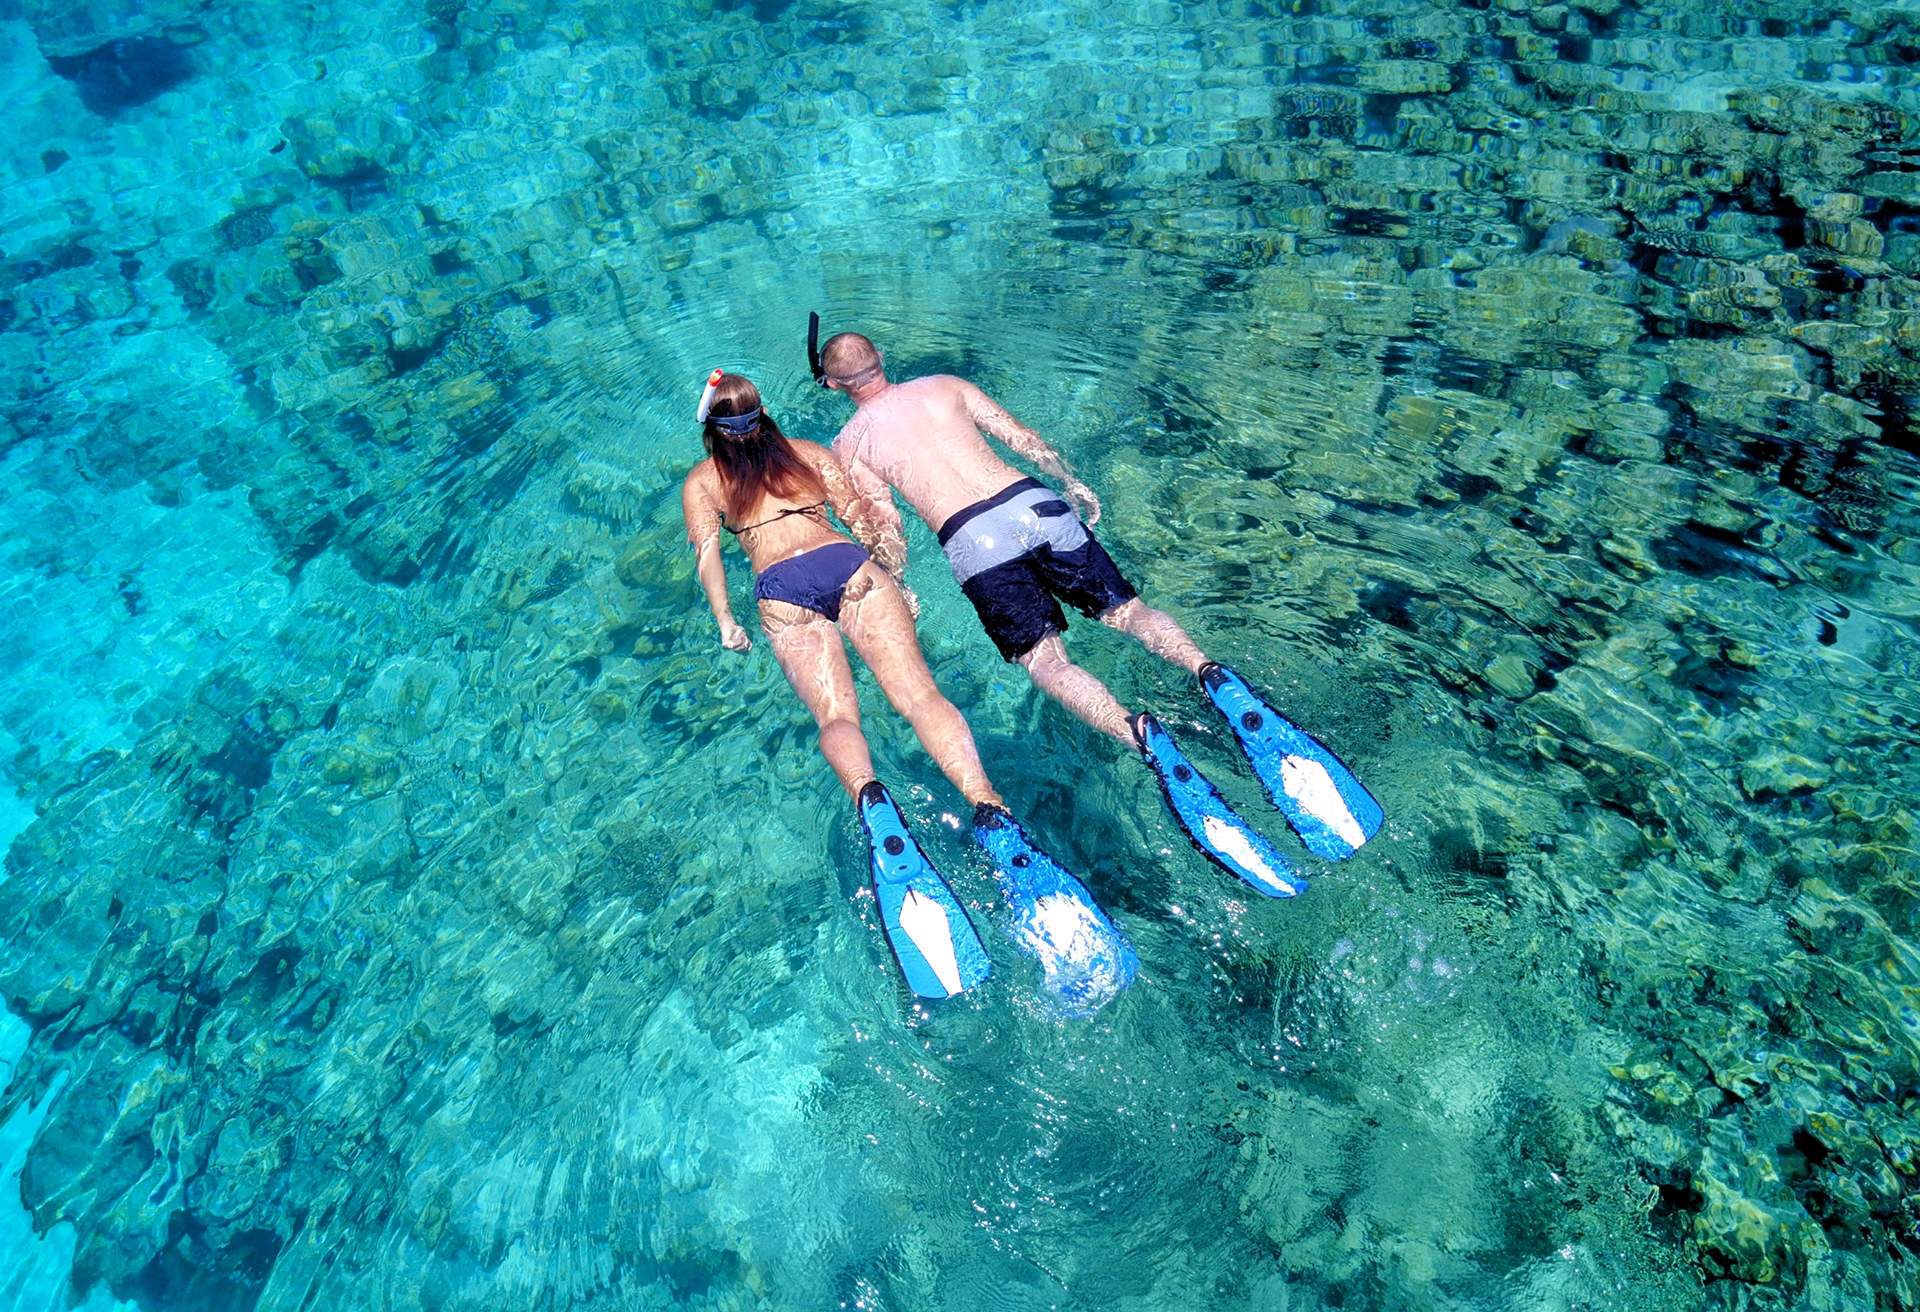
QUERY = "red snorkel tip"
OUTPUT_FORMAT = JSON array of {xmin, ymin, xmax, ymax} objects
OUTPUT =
[{"xmin": 696, "ymin": 369, "xmax": 723, "ymax": 423}]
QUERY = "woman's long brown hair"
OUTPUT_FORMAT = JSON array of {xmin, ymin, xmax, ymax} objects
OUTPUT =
[{"xmin": 703, "ymin": 372, "xmax": 826, "ymax": 526}]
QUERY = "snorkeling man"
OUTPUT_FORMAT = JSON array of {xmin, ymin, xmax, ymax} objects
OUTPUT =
[{"xmin": 813, "ymin": 318, "xmax": 1383, "ymax": 894}]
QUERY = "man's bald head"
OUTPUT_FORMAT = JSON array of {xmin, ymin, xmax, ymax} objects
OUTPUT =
[{"xmin": 821, "ymin": 332, "xmax": 884, "ymax": 386}]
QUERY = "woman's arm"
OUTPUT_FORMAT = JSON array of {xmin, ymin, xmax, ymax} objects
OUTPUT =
[
  {"xmin": 815, "ymin": 447, "xmax": 906, "ymax": 572},
  {"xmin": 808, "ymin": 444, "xmax": 919, "ymax": 618},
  {"xmin": 680, "ymin": 471, "xmax": 752, "ymax": 652}
]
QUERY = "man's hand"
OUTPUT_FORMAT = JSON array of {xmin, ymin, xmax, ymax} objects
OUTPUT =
[
  {"xmin": 719, "ymin": 620, "xmax": 752, "ymax": 652},
  {"xmin": 1066, "ymin": 478, "xmax": 1102, "ymax": 527}
]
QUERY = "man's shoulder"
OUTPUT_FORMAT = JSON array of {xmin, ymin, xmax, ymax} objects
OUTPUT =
[
  {"xmin": 925, "ymin": 375, "xmax": 987, "ymax": 411},
  {"xmin": 786, "ymin": 436, "xmax": 832, "ymax": 468},
  {"xmin": 828, "ymin": 413, "xmax": 866, "ymax": 452}
]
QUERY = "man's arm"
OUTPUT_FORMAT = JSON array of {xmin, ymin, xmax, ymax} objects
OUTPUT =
[{"xmin": 958, "ymin": 379, "xmax": 1101, "ymax": 524}]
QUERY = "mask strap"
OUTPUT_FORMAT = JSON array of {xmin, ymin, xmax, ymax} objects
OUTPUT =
[{"xmin": 830, "ymin": 355, "xmax": 883, "ymax": 388}]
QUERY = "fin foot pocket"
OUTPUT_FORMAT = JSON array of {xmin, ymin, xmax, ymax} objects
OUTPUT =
[
  {"xmin": 1199, "ymin": 665, "xmax": 1383, "ymax": 861},
  {"xmin": 972, "ymin": 808, "xmax": 1136, "ymax": 1018},
  {"xmin": 1135, "ymin": 714, "xmax": 1307, "ymax": 898},
  {"xmin": 859, "ymin": 783, "xmax": 991, "ymax": 1001}
]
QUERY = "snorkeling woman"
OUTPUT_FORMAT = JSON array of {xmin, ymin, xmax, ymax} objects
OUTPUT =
[{"xmin": 679, "ymin": 371, "xmax": 1134, "ymax": 1013}]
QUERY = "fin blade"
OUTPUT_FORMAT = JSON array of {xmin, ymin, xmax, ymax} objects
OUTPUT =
[
  {"xmin": 859, "ymin": 784, "xmax": 990, "ymax": 1000},
  {"xmin": 1136, "ymin": 715, "xmax": 1306, "ymax": 898},
  {"xmin": 1202, "ymin": 665, "xmax": 1383, "ymax": 860},
  {"xmin": 973, "ymin": 809, "xmax": 1137, "ymax": 1017}
]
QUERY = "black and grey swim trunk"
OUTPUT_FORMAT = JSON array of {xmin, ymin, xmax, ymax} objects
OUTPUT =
[{"xmin": 938, "ymin": 478, "xmax": 1137, "ymax": 661}]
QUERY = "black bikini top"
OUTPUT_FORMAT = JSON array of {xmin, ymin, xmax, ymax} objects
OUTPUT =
[{"xmin": 724, "ymin": 501, "xmax": 828, "ymax": 535}]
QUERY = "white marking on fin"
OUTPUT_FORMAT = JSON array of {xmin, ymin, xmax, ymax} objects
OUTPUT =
[
  {"xmin": 1281, "ymin": 756, "xmax": 1368, "ymax": 850},
  {"xmin": 900, "ymin": 889, "xmax": 965, "ymax": 995},
  {"xmin": 1202, "ymin": 814, "xmax": 1286, "ymax": 890},
  {"xmin": 1028, "ymin": 892, "xmax": 1099, "ymax": 952},
  {"xmin": 1020, "ymin": 893, "xmax": 1131, "ymax": 1015}
]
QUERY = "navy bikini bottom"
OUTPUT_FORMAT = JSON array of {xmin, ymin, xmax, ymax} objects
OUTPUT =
[{"xmin": 753, "ymin": 541, "xmax": 871, "ymax": 622}]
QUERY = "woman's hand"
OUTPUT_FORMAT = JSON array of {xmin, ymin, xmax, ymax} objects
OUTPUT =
[
  {"xmin": 719, "ymin": 619, "xmax": 752, "ymax": 652},
  {"xmin": 1066, "ymin": 478, "xmax": 1102, "ymax": 526}
]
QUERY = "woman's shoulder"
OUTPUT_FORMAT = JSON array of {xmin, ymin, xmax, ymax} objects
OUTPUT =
[
  {"xmin": 783, "ymin": 437, "xmax": 837, "ymax": 468},
  {"xmin": 682, "ymin": 457, "xmax": 720, "ymax": 496}
]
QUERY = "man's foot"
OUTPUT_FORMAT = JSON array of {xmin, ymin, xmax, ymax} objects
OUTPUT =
[
  {"xmin": 971, "ymin": 805, "xmax": 1136, "ymax": 1018},
  {"xmin": 1132, "ymin": 712, "xmax": 1306, "ymax": 899},
  {"xmin": 1197, "ymin": 663, "xmax": 1384, "ymax": 860}
]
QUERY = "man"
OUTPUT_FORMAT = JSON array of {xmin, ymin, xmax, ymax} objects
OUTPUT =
[{"xmin": 817, "ymin": 325, "xmax": 1383, "ymax": 896}]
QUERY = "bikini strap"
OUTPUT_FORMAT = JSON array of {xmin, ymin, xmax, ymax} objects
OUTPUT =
[{"xmin": 727, "ymin": 501, "xmax": 828, "ymax": 534}]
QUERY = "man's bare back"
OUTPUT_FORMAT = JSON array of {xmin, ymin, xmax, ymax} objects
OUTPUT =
[{"xmin": 831, "ymin": 375, "xmax": 1099, "ymax": 533}]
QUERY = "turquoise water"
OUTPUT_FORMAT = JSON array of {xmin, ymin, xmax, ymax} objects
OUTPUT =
[{"xmin": 2, "ymin": 0, "xmax": 1918, "ymax": 1308}]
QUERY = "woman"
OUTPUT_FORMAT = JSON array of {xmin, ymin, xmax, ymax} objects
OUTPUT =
[
  {"xmin": 680, "ymin": 370, "xmax": 996, "ymax": 810},
  {"xmin": 680, "ymin": 371, "xmax": 1134, "ymax": 1011}
]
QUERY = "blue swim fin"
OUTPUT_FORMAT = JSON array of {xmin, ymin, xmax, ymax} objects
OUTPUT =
[
  {"xmin": 972, "ymin": 805, "xmax": 1137, "ymax": 1017},
  {"xmin": 1200, "ymin": 663, "xmax": 1384, "ymax": 861},
  {"xmin": 1133, "ymin": 713, "xmax": 1307, "ymax": 899},
  {"xmin": 858, "ymin": 782, "xmax": 991, "ymax": 1000}
]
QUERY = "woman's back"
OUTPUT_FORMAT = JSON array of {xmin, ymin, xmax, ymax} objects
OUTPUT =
[{"xmin": 692, "ymin": 439, "xmax": 849, "ymax": 571}]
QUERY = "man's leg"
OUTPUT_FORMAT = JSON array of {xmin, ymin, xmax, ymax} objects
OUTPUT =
[
  {"xmin": 1097, "ymin": 597, "xmax": 1208, "ymax": 675},
  {"xmin": 1016, "ymin": 634, "xmax": 1136, "ymax": 747},
  {"xmin": 1018, "ymin": 632, "xmax": 1305, "ymax": 896},
  {"xmin": 1038, "ymin": 529, "xmax": 1209, "ymax": 677},
  {"xmin": 1003, "ymin": 533, "xmax": 1313, "ymax": 892}
]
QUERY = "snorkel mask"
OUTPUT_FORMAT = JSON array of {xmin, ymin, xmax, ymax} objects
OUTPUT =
[
  {"xmin": 696, "ymin": 368, "xmax": 762, "ymax": 435},
  {"xmin": 806, "ymin": 311, "xmax": 884, "ymax": 389}
]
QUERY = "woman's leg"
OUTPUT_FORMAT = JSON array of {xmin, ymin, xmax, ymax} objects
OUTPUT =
[
  {"xmin": 837, "ymin": 565, "xmax": 1002, "ymax": 809},
  {"xmin": 761, "ymin": 600, "xmax": 875, "ymax": 799}
]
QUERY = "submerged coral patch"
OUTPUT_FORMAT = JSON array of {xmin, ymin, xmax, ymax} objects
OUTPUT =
[{"xmin": 45, "ymin": 37, "xmax": 194, "ymax": 116}]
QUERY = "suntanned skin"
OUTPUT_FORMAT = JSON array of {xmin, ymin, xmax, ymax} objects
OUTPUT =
[
  {"xmin": 681, "ymin": 437, "xmax": 1000, "ymax": 807},
  {"xmin": 824, "ymin": 351, "xmax": 1209, "ymax": 748}
]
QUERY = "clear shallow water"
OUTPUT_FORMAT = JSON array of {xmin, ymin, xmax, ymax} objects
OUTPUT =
[{"xmin": 1, "ymin": 0, "xmax": 1918, "ymax": 1308}]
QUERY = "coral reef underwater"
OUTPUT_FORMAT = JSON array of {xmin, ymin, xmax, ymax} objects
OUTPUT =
[{"xmin": 0, "ymin": 0, "xmax": 1916, "ymax": 1308}]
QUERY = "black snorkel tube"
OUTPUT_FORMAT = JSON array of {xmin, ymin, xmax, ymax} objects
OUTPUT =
[{"xmin": 807, "ymin": 311, "xmax": 827, "ymax": 388}]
